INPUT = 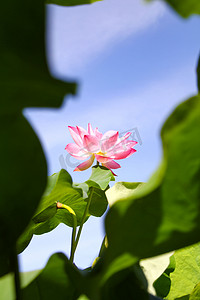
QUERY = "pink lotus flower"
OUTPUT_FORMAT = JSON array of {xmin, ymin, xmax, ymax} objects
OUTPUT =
[{"xmin": 65, "ymin": 123, "xmax": 137, "ymax": 175}]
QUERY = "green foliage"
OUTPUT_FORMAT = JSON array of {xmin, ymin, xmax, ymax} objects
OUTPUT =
[
  {"xmin": 33, "ymin": 169, "xmax": 86, "ymax": 227},
  {"xmin": 104, "ymin": 95, "xmax": 200, "ymax": 270},
  {"xmin": 1, "ymin": 0, "xmax": 200, "ymax": 297},
  {"xmin": 0, "ymin": 269, "xmax": 41, "ymax": 300},
  {"xmin": 0, "ymin": 1, "xmax": 76, "ymax": 113},
  {"xmin": 99, "ymin": 263, "xmax": 149, "ymax": 300},
  {"xmin": 154, "ymin": 243, "xmax": 200, "ymax": 299},
  {"xmin": 75, "ymin": 166, "xmax": 115, "ymax": 217},
  {"xmin": 17, "ymin": 167, "xmax": 113, "ymax": 253},
  {"xmin": 0, "ymin": 0, "xmax": 76, "ymax": 278},
  {"xmin": 147, "ymin": 0, "xmax": 200, "ymax": 18},
  {"xmin": 22, "ymin": 253, "xmax": 81, "ymax": 299},
  {"xmin": 46, "ymin": 0, "xmax": 102, "ymax": 5},
  {"xmin": 87, "ymin": 166, "xmax": 115, "ymax": 190}
]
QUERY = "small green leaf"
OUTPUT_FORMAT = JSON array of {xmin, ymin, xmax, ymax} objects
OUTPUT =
[
  {"xmin": 46, "ymin": 0, "xmax": 102, "ymax": 6},
  {"xmin": 87, "ymin": 166, "xmax": 115, "ymax": 191},
  {"xmin": 147, "ymin": 0, "xmax": 200, "ymax": 18},
  {"xmin": 74, "ymin": 166, "xmax": 114, "ymax": 218}
]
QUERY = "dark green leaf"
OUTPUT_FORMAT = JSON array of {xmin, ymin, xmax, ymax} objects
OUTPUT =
[
  {"xmin": 17, "ymin": 170, "xmax": 87, "ymax": 252},
  {"xmin": 147, "ymin": 0, "xmax": 200, "ymax": 18},
  {"xmin": 0, "ymin": 115, "xmax": 47, "ymax": 272},
  {"xmin": 100, "ymin": 263, "xmax": 149, "ymax": 300},
  {"xmin": 0, "ymin": 0, "xmax": 77, "ymax": 277},
  {"xmin": 88, "ymin": 188, "xmax": 108, "ymax": 217},
  {"xmin": 46, "ymin": 0, "xmax": 102, "ymax": 6},
  {"xmin": 33, "ymin": 169, "xmax": 86, "ymax": 227},
  {"xmin": 21, "ymin": 253, "xmax": 82, "ymax": 300},
  {"xmin": 87, "ymin": 253, "xmax": 149, "ymax": 300},
  {"xmin": 18, "ymin": 167, "xmax": 112, "ymax": 252},
  {"xmin": 0, "ymin": 1, "xmax": 76, "ymax": 114},
  {"xmin": 104, "ymin": 95, "xmax": 200, "ymax": 270},
  {"xmin": 17, "ymin": 223, "xmax": 34, "ymax": 254}
]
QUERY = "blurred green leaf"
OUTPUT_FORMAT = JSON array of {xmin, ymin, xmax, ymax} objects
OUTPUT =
[
  {"xmin": 0, "ymin": 1, "xmax": 76, "ymax": 114},
  {"xmin": 0, "ymin": 0, "xmax": 77, "ymax": 278},
  {"xmin": 46, "ymin": 0, "xmax": 102, "ymax": 6},
  {"xmin": 0, "ymin": 269, "xmax": 41, "ymax": 300},
  {"xmin": 147, "ymin": 0, "xmax": 200, "ymax": 18},
  {"xmin": 153, "ymin": 255, "xmax": 175, "ymax": 298},
  {"xmin": 0, "ymin": 115, "xmax": 47, "ymax": 276},
  {"xmin": 77, "ymin": 295, "xmax": 90, "ymax": 300},
  {"xmin": 104, "ymin": 95, "xmax": 200, "ymax": 272},
  {"xmin": 106, "ymin": 182, "xmax": 144, "ymax": 207},
  {"xmin": 100, "ymin": 263, "xmax": 149, "ymax": 300}
]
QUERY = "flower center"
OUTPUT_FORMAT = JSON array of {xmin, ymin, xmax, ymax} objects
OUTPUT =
[{"xmin": 96, "ymin": 151, "xmax": 106, "ymax": 156}]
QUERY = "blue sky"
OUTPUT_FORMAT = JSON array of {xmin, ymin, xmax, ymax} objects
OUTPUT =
[{"xmin": 20, "ymin": 0, "xmax": 200, "ymax": 272}]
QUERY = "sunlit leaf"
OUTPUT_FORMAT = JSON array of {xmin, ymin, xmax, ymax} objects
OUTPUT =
[
  {"xmin": 106, "ymin": 182, "xmax": 144, "ymax": 206},
  {"xmin": 160, "ymin": 243, "xmax": 200, "ymax": 299},
  {"xmin": 87, "ymin": 166, "xmax": 115, "ymax": 191}
]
